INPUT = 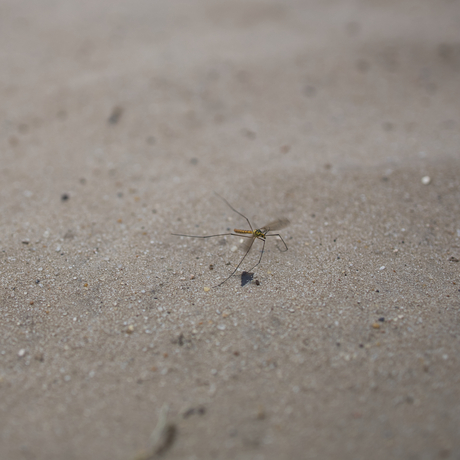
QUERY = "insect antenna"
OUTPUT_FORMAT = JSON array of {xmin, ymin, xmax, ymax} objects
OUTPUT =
[{"xmin": 214, "ymin": 192, "xmax": 253, "ymax": 231}]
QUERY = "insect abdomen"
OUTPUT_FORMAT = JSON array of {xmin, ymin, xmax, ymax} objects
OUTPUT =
[{"xmin": 234, "ymin": 229, "xmax": 253, "ymax": 234}]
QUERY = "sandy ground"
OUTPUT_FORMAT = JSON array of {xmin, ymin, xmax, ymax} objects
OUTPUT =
[{"xmin": 1, "ymin": 1, "xmax": 460, "ymax": 459}]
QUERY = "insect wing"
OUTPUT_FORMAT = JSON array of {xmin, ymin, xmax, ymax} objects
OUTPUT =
[
  {"xmin": 240, "ymin": 234, "xmax": 256, "ymax": 253},
  {"xmin": 260, "ymin": 218, "xmax": 290, "ymax": 233}
]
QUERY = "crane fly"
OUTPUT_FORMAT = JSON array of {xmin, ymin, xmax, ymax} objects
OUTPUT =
[{"xmin": 172, "ymin": 194, "xmax": 290, "ymax": 287}]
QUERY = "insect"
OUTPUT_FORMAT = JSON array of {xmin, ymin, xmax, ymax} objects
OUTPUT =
[{"xmin": 172, "ymin": 194, "xmax": 290, "ymax": 287}]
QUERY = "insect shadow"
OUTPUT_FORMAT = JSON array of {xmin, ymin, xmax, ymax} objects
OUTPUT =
[{"xmin": 241, "ymin": 271, "xmax": 254, "ymax": 287}]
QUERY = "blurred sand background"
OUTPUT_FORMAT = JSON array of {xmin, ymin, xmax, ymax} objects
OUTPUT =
[{"xmin": 1, "ymin": 1, "xmax": 460, "ymax": 459}]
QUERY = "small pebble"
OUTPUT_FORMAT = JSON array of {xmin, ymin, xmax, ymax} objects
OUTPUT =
[
  {"xmin": 18, "ymin": 349, "xmax": 26, "ymax": 357},
  {"xmin": 204, "ymin": 287, "xmax": 210, "ymax": 292},
  {"xmin": 372, "ymin": 322, "xmax": 381, "ymax": 329},
  {"xmin": 421, "ymin": 176, "xmax": 431, "ymax": 185}
]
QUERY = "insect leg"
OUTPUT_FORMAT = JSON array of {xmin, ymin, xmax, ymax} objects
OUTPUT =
[
  {"xmin": 171, "ymin": 232, "xmax": 237, "ymax": 238},
  {"xmin": 266, "ymin": 233, "xmax": 288, "ymax": 252},
  {"xmin": 214, "ymin": 237, "xmax": 255, "ymax": 287},
  {"xmin": 246, "ymin": 237, "xmax": 266, "ymax": 273}
]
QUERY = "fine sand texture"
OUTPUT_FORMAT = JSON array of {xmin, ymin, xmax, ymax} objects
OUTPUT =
[{"xmin": 1, "ymin": 1, "xmax": 460, "ymax": 459}]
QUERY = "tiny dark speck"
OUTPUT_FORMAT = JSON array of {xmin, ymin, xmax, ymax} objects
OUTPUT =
[
  {"xmin": 382, "ymin": 121, "xmax": 394, "ymax": 131},
  {"xmin": 108, "ymin": 106, "xmax": 123, "ymax": 124},
  {"xmin": 190, "ymin": 158, "xmax": 198, "ymax": 165},
  {"xmin": 61, "ymin": 193, "xmax": 69, "ymax": 201},
  {"xmin": 376, "ymin": 289, "xmax": 379, "ymax": 293},
  {"xmin": 183, "ymin": 406, "xmax": 206, "ymax": 418},
  {"xmin": 35, "ymin": 279, "xmax": 40, "ymax": 284},
  {"xmin": 378, "ymin": 317, "xmax": 385, "ymax": 322}
]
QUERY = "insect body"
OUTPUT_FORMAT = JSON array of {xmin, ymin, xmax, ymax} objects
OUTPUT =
[
  {"xmin": 172, "ymin": 194, "xmax": 290, "ymax": 287},
  {"xmin": 235, "ymin": 228, "xmax": 265, "ymax": 238}
]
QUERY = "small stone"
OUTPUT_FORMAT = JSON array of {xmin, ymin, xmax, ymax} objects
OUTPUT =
[
  {"xmin": 372, "ymin": 322, "xmax": 381, "ymax": 329},
  {"xmin": 204, "ymin": 286, "xmax": 210, "ymax": 292},
  {"xmin": 421, "ymin": 176, "xmax": 431, "ymax": 185},
  {"xmin": 18, "ymin": 349, "xmax": 26, "ymax": 357}
]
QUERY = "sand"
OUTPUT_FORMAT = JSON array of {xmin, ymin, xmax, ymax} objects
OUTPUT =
[{"xmin": 1, "ymin": 1, "xmax": 460, "ymax": 459}]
